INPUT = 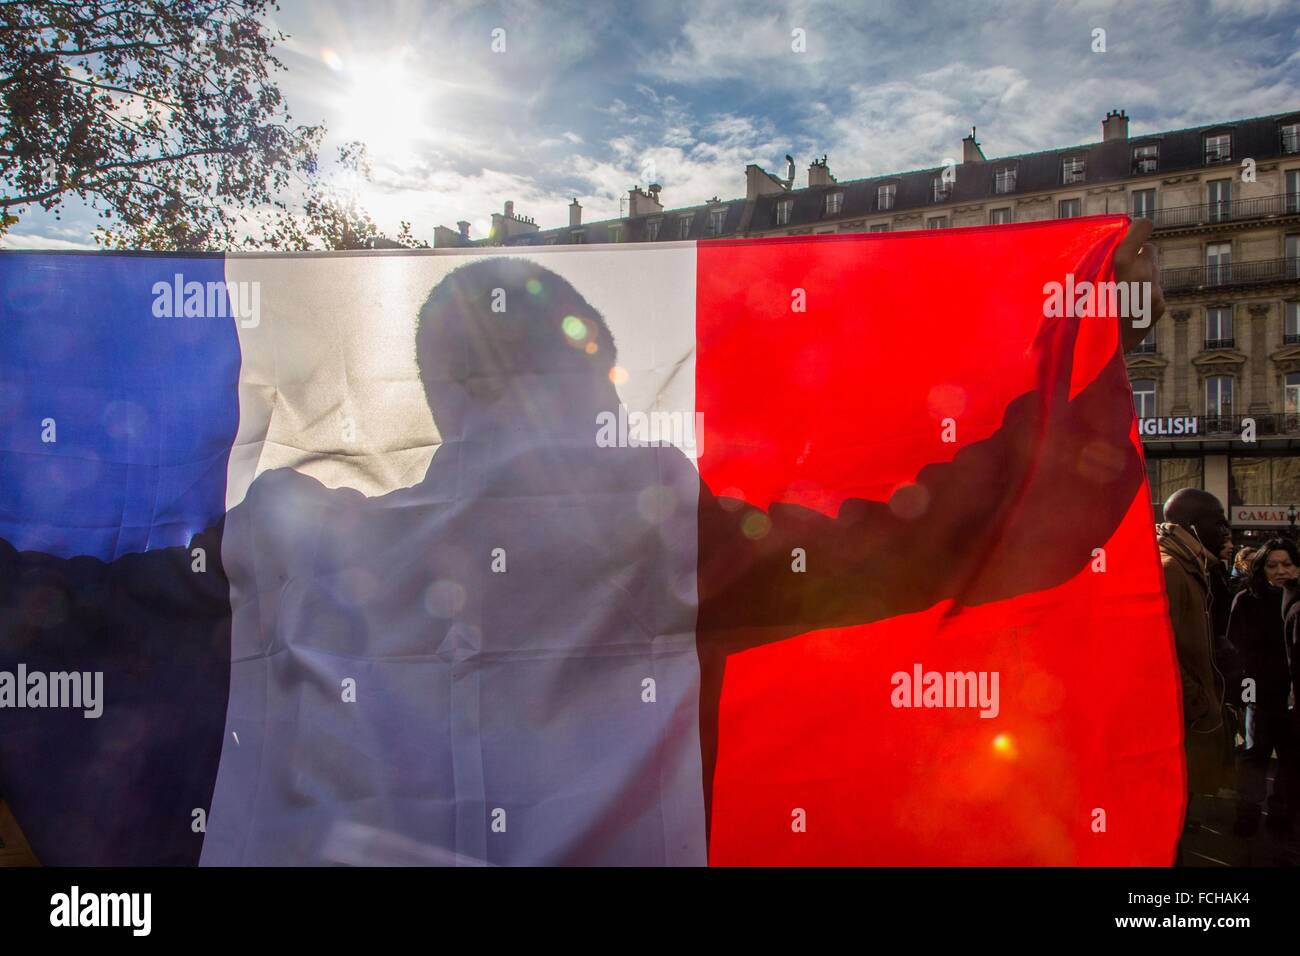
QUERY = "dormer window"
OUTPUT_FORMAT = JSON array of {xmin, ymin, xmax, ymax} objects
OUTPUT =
[
  {"xmin": 1281, "ymin": 121, "xmax": 1300, "ymax": 155},
  {"xmin": 709, "ymin": 208, "xmax": 727, "ymax": 235},
  {"xmin": 994, "ymin": 166, "xmax": 1017, "ymax": 194},
  {"xmin": 932, "ymin": 176, "xmax": 952, "ymax": 202},
  {"xmin": 1061, "ymin": 157, "xmax": 1086, "ymax": 185},
  {"xmin": 825, "ymin": 191, "xmax": 844, "ymax": 216},
  {"xmin": 775, "ymin": 199, "xmax": 793, "ymax": 226},
  {"xmin": 1132, "ymin": 144, "xmax": 1159, "ymax": 175},
  {"xmin": 646, "ymin": 219, "xmax": 661, "ymax": 241},
  {"xmin": 877, "ymin": 183, "xmax": 896, "ymax": 211},
  {"xmin": 677, "ymin": 215, "xmax": 692, "ymax": 239},
  {"xmin": 1204, "ymin": 132, "xmax": 1232, "ymax": 164}
]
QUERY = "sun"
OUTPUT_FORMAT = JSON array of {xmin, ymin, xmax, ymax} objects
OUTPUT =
[{"xmin": 331, "ymin": 52, "xmax": 431, "ymax": 164}]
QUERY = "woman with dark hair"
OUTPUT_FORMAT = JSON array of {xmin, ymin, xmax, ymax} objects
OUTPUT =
[{"xmin": 1227, "ymin": 538, "xmax": 1299, "ymax": 835}]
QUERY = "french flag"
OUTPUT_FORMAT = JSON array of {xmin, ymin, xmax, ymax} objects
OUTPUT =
[{"xmin": 0, "ymin": 216, "xmax": 1185, "ymax": 866}]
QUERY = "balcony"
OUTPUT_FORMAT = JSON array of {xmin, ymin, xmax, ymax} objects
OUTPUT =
[
  {"xmin": 1161, "ymin": 257, "xmax": 1300, "ymax": 293},
  {"xmin": 1130, "ymin": 340, "xmax": 1157, "ymax": 354},
  {"xmin": 1286, "ymin": 332, "xmax": 1300, "ymax": 345},
  {"xmin": 1149, "ymin": 192, "xmax": 1300, "ymax": 229},
  {"xmin": 1204, "ymin": 337, "xmax": 1235, "ymax": 350}
]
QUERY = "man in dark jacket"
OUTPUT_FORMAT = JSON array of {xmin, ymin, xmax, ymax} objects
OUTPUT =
[{"xmin": 1158, "ymin": 488, "xmax": 1234, "ymax": 857}]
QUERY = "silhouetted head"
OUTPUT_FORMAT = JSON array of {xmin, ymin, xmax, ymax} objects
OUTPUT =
[
  {"xmin": 1163, "ymin": 487, "xmax": 1230, "ymax": 556},
  {"xmin": 1248, "ymin": 538, "xmax": 1299, "ymax": 595},
  {"xmin": 415, "ymin": 258, "xmax": 620, "ymax": 439}
]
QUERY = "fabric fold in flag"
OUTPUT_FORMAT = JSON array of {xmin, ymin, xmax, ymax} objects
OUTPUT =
[{"xmin": 0, "ymin": 216, "xmax": 1184, "ymax": 866}]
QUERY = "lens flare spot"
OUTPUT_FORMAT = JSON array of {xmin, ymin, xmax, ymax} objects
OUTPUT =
[
  {"xmin": 888, "ymin": 482, "xmax": 930, "ymax": 520},
  {"xmin": 927, "ymin": 383, "xmax": 967, "ymax": 419},
  {"xmin": 609, "ymin": 365, "xmax": 629, "ymax": 385},
  {"xmin": 424, "ymin": 579, "xmax": 467, "ymax": 618},
  {"xmin": 992, "ymin": 734, "xmax": 1017, "ymax": 759},
  {"xmin": 526, "ymin": 278, "xmax": 543, "ymax": 296},
  {"xmin": 741, "ymin": 510, "xmax": 772, "ymax": 540},
  {"xmin": 585, "ymin": 341, "xmax": 598, "ymax": 355},
  {"xmin": 562, "ymin": 315, "xmax": 587, "ymax": 341}
]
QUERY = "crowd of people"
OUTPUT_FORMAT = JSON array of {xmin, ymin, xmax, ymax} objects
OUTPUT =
[{"xmin": 1158, "ymin": 488, "xmax": 1300, "ymax": 859}]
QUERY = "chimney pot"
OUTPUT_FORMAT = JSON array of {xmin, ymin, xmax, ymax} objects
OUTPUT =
[
  {"xmin": 569, "ymin": 198, "xmax": 582, "ymax": 227},
  {"xmin": 457, "ymin": 220, "xmax": 470, "ymax": 239}
]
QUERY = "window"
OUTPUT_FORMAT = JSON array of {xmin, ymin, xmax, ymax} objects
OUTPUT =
[
  {"xmin": 1206, "ymin": 241, "xmax": 1232, "ymax": 284},
  {"xmin": 645, "ymin": 219, "xmax": 661, "ymax": 241},
  {"xmin": 1132, "ymin": 327, "xmax": 1157, "ymax": 353},
  {"xmin": 1288, "ymin": 170, "xmax": 1300, "ymax": 214},
  {"xmin": 1207, "ymin": 178, "xmax": 1232, "ymax": 222},
  {"xmin": 1058, "ymin": 198, "xmax": 1082, "ymax": 219},
  {"xmin": 877, "ymin": 184, "xmax": 895, "ymax": 211},
  {"xmin": 1231, "ymin": 457, "xmax": 1300, "ymax": 506},
  {"xmin": 1149, "ymin": 459, "xmax": 1203, "ymax": 518},
  {"xmin": 709, "ymin": 208, "xmax": 726, "ymax": 235},
  {"xmin": 677, "ymin": 215, "xmax": 692, "ymax": 239},
  {"xmin": 1287, "ymin": 372, "xmax": 1300, "ymax": 416},
  {"xmin": 775, "ymin": 199, "xmax": 793, "ymax": 226},
  {"xmin": 1132, "ymin": 379, "xmax": 1157, "ymax": 418},
  {"xmin": 1132, "ymin": 188, "xmax": 1156, "ymax": 220},
  {"xmin": 989, "ymin": 207, "xmax": 1013, "ymax": 225},
  {"xmin": 869, "ymin": 222, "xmax": 890, "ymax": 233},
  {"xmin": 1061, "ymin": 157, "xmax": 1086, "ymax": 185},
  {"xmin": 994, "ymin": 167, "xmax": 1017, "ymax": 194},
  {"xmin": 1204, "ymin": 132, "xmax": 1232, "ymax": 164},
  {"xmin": 1288, "ymin": 234, "xmax": 1300, "ymax": 278},
  {"xmin": 926, "ymin": 216, "xmax": 949, "ymax": 229},
  {"xmin": 824, "ymin": 191, "xmax": 843, "ymax": 216},
  {"xmin": 1205, "ymin": 306, "xmax": 1233, "ymax": 348},
  {"xmin": 1206, "ymin": 375, "xmax": 1234, "ymax": 420},
  {"xmin": 1132, "ymin": 144, "xmax": 1159, "ymax": 175},
  {"xmin": 1286, "ymin": 301, "xmax": 1300, "ymax": 344},
  {"xmin": 608, "ymin": 225, "xmax": 622, "ymax": 244},
  {"xmin": 1282, "ymin": 122, "xmax": 1300, "ymax": 155},
  {"xmin": 932, "ymin": 176, "xmax": 952, "ymax": 202},
  {"xmin": 570, "ymin": 230, "xmax": 584, "ymax": 245}
]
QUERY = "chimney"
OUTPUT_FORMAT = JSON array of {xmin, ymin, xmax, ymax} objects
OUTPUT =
[
  {"xmin": 807, "ymin": 155, "xmax": 836, "ymax": 187},
  {"xmin": 569, "ymin": 198, "xmax": 582, "ymax": 227},
  {"xmin": 745, "ymin": 163, "xmax": 790, "ymax": 200},
  {"xmin": 434, "ymin": 224, "xmax": 466, "ymax": 248},
  {"xmin": 627, "ymin": 184, "xmax": 664, "ymax": 218},
  {"xmin": 457, "ymin": 220, "xmax": 470, "ymax": 240},
  {"xmin": 784, "ymin": 154, "xmax": 796, "ymax": 188},
  {"xmin": 962, "ymin": 127, "xmax": 985, "ymax": 163},
  {"xmin": 503, "ymin": 200, "xmax": 515, "ymax": 219},
  {"xmin": 1102, "ymin": 109, "xmax": 1129, "ymax": 141}
]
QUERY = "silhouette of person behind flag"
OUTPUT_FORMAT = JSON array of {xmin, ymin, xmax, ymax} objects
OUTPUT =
[{"xmin": 0, "ymin": 232, "xmax": 1159, "ymax": 865}]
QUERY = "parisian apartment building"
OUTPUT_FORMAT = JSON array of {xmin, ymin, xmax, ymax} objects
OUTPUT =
[{"xmin": 436, "ymin": 109, "xmax": 1300, "ymax": 543}]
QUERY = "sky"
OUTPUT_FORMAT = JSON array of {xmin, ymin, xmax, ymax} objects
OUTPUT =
[{"xmin": 5, "ymin": 0, "xmax": 1300, "ymax": 249}]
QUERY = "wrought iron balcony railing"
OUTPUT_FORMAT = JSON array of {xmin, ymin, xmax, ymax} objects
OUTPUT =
[
  {"xmin": 1204, "ymin": 337, "xmax": 1235, "ymax": 350},
  {"xmin": 1145, "ymin": 192, "xmax": 1300, "ymax": 229},
  {"xmin": 1161, "ymin": 257, "xmax": 1300, "ymax": 292}
]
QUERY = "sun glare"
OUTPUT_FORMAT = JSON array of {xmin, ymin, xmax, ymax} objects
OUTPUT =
[{"xmin": 331, "ymin": 52, "xmax": 431, "ymax": 164}]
